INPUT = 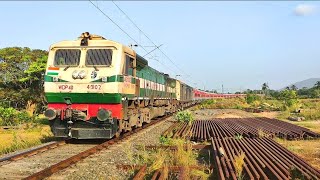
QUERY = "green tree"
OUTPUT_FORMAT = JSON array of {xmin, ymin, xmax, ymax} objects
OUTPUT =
[
  {"xmin": 279, "ymin": 89, "xmax": 298, "ymax": 107},
  {"xmin": 314, "ymin": 81, "xmax": 320, "ymax": 89},
  {"xmin": 0, "ymin": 47, "xmax": 47, "ymax": 110},
  {"xmin": 311, "ymin": 89, "xmax": 320, "ymax": 98}
]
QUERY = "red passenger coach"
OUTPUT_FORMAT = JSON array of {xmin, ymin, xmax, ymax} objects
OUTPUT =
[{"xmin": 193, "ymin": 89, "xmax": 245, "ymax": 100}]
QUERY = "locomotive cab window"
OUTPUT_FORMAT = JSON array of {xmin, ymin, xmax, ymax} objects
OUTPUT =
[
  {"xmin": 54, "ymin": 49, "xmax": 81, "ymax": 66},
  {"xmin": 125, "ymin": 55, "xmax": 134, "ymax": 76},
  {"xmin": 86, "ymin": 49, "xmax": 113, "ymax": 66}
]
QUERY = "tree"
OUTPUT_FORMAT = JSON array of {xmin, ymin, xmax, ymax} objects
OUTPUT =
[
  {"xmin": 290, "ymin": 85, "xmax": 298, "ymax": 91},
  {"xmin": 314, "ymin": 81, "xmax": 320, "ymax": 89},
  {"xmin": 279, "ymin": 89, "xmax": 298, "ymax": 107},
  {"xmin": 0, "ymin": 47, "xmax": 48, "ymax": 111},
  {"xmin": 311, "ymin": 89, "xmax": 320, "ymax": 98},
  {"xmin": 262, "ymin": 83, "xmax": 269, "ymax": 96}
]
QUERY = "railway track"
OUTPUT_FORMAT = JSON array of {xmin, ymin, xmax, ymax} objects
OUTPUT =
[
  {"xmin": 0, "ymin": 141, "xmax": 66, "ymax": 164},
  {"xmin": 0, "ymin": 142, "xmax": 98, "ymax": 180},
  {"xmin": 22, "ymin": 114, "xmax": 177, "ymax": 180},
  {"xmin": 0, "ymin": 117, "xmax": 168, "ymax": 180},
  {"xmin": 0, "ymin": 104, "xmax": 197, "ymax": 180}
]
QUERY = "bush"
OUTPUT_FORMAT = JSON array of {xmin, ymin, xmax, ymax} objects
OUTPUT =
[
  {"xmin": 246, "ymin": 94, "xmax": 261, "ymax": 104},
  {"xmin": 175, "ymin": 110, "xmax": 194, "ymax": 125},
  {"xmin": 199, "ymin": 97, "xmax": 249, "ymax": 109},
  {"xmin": 0, "ymin": 107, "xmax": 32, "ymax": 126},
  {"xmin": 159, "ymin": 136, "xmax": 172, "ymax": 145}
]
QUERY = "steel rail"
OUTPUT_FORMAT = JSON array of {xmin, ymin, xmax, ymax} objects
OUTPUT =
[{"xmin": 0, "ymin": 141, "xmax": 66, "ymax": 163}]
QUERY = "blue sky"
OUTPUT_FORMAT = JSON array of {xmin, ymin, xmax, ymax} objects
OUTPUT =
[{"xmin": 1, "ymin": 1, "xmax": 319, "ymax": 92}]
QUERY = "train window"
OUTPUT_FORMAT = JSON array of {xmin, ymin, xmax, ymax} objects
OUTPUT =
[
  {"xmin": 54, "ymin": 49, "xmax": 81, "ymax": 66},
  {"xmin": 86, "ymin": 49, "xmax": 112, "ymax": 66},
  {"xmin": 125, "ymin": 55, "xmax": 134, "ymax": 76}
]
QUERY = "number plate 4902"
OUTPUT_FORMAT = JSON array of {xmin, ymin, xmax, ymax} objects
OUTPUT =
[{"xmin": 87, "ymin": 84, "xmax": 102, "ymax": 90}]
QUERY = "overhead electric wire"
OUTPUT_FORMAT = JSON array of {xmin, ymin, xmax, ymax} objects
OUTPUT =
[
  {"xmin": 111, "ymin": 1, "xmax": 194, "ymax": 82},
  {"xmin": 89, "ymin": 0, "xmax": 178, "ymax": 75}
]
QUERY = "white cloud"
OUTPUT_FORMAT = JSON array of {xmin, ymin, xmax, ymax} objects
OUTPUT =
[{"xmin": 294, "ymin": 4, "xmax": 317, "ymax": 16}]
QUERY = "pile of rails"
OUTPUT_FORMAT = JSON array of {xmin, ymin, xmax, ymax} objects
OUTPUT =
[
  {"xmin": 163, "ymin": 117, "xmax": 320, "ymax": 141},
  {"xmin": 162, "ymin": 117, "xmax": 320, "ymax": 179},
  {"xmin": 211, "ymin": 137, "xmax": 320, "ymax": 179}
]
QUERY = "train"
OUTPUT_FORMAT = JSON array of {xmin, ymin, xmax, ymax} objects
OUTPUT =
[{"xmin": 44, "ymin": 32, "xmax": 243, "ymax": 139}]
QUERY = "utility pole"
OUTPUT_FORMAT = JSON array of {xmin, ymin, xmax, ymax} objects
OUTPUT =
[{"xmin": 222, "ymin": 84, "xmax": 224, "ymax": 94}]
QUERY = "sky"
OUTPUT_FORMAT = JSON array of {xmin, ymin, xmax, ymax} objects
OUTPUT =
[{"xmin": 1, "ymin": 1, "xmax": 320, "ymax": 92}]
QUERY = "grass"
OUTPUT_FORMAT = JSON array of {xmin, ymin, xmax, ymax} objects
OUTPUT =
[
  {"xmin": 290, "ymin": 120, "xmax": 320, "ymax": 133},
  {"xmin": 275, "ymin": 138, "xmax": 320, "ymax": 170},
  {"xmin": 198, "ymin": 98, "xmax": 249, "ymax": 110},
  {"xmin": 125, "ymin": 138, "xmax": 210, "ymax": 179},
  {"xmin": 234, "ymin": 151, "xmax": 245, "ymax": 180},
  {"xmin": 0, "ymin": 125, "xmax": 53, "ymax": 155}
]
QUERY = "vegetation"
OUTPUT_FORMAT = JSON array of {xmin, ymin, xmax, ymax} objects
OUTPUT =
[
  {"xmin": 159, "ymin": 136, "xmax": 172, "ymax": 145},
  {"xmin": 0, "ymin": 47, "xmax": 48, "ymax": 113},
  {"xmin": 198, "ymin": 98, "xmax": 249, "ymax": 110},
  {"xmin": 0, "ymin": 107, "xmax": 33, "ymax": 126},
  {"xmin": 234, "ymin": 152, "xmax": 246, "ymax": 180},
  {"xmin": 196, "ymin": 82, "xmax": 320, "ymax": 121},
  {"xmin": 0, "ymin": 126, "xmax": 53, "ymax": 155},
  {"xmin": 175, "ymin": 110, "xmax": 194, "ymax": 125},
  {"xmin": 125, "ymin": 139, "xmax": 210, "ymax": 179},
  {"xmin": 275, "ymin": 138, "xmax": 320, "ymax": 169}
]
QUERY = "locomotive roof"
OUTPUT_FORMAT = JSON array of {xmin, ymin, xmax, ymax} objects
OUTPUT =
[
  {"xmin": 49, "ymin": 33, "xmax": 135, "ymax": 56},
  {"xmin": 49, "ymin": 32, "xmax": 188, "ymax": 86}
]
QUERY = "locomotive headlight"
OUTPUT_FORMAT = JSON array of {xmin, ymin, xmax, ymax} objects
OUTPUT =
[
  {"xmin": 97, "ymin": 108, "xmax": 112, "ymax": 121},
  {"xmin": 44, "ymin": 108, "xmax": 57, "ymax": 120},
  {"xmin": 78, "ymin": 70, "xmax": 86, "ymax": 79},
  {"xmin": 72, "ymin": 70, "xmax": 79, "ymax": 79}
]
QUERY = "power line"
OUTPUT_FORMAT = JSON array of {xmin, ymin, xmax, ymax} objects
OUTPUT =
[
  {"xmin": 89, "ymin": 0, "xmax": 177, "ymax": 75},
  {"xmin": 111, "ymin": 1, "xmax": 193, "ymax": 80}
]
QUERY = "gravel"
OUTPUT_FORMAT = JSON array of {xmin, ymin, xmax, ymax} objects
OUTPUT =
[
  {"xmin": 48, "ymin": 117, "xmax": 175, "ymax": 180},
  {"xmin": 0, "ymin": 144, "xmax": 97, "ymax": 180}
]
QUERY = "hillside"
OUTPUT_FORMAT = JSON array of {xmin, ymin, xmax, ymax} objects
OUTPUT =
[{"xmin": 284, "ymin": 78, "xmax": 320, "ymax": 89}]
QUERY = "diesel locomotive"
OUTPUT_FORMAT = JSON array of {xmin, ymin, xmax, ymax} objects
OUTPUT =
[{"xmin": 44, "ymin": 32, "xmax": 200, "ymax": 139}]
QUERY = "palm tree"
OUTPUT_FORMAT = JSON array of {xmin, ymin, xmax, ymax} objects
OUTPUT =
[
  {"xmin": 290, "ymin": 85, "xmax": 298, "ymax": 91},
  {"xmin": 262, "ymin": 83, "xmax": 269, "ymax": 95},
  {"xmin": 314, "ymin": 81, "xmax": 320, "ymax": 89}
]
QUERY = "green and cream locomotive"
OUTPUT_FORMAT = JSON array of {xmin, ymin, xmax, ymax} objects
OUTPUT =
[{"xmin": 44, "ymin": 32, "xmax": 195, "ymax": 139}]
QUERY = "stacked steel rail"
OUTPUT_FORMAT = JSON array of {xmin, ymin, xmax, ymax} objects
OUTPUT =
[
  {"xmin": 163, "ymin": 117, "xmax": 320, "ymax": 141},
  {"xmin": 211, "ymin": 137, "xmax": 320, "ymax": 180},
  {"xmin": 162, "ymin": 117, "xmax": 320, "ymax": 179}
]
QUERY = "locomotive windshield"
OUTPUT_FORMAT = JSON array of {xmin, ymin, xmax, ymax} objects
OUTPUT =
[
  {"xmin": 85, "ymin": 49, "xmax": 112, "ymax": 66},
  {"xmin": 54, "ymin": 49, "xmax": 81, "ymax": 66}
]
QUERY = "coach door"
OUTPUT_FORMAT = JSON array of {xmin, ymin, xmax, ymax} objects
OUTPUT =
[{"xmin": 125, "ymin": 55, "xmax": 139, "ymax": 96}]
